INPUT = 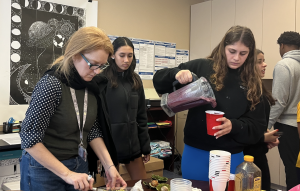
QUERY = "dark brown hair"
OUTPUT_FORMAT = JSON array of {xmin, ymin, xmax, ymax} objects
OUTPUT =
[
  {"xmin": 256, "ymin": 49, "xmax": 275, "ymax": 105},
  {"xmin": 207, "ymin": 25, "xmax": 262, "ymax": 110}
]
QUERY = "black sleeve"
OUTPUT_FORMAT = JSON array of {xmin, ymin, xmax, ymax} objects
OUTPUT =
[
  {"xmin": 153, "ymin": 59, "xmax": 210, "ymax": 94},
  {"xmin": 152, "ymin": 63, "xmax": 186, "ymax": 94},
  {"xmin": 136, "ymin": 80, "xmax": 151, "ymax": 155},
  {"xmin": 229, "ymin": 97, "xmax": 267, "ymax": 145}
]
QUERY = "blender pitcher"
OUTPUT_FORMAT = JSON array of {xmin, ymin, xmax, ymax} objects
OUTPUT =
[{"xmin": 161, "ymin": 75, "xmax": 216, "ymax": 117}]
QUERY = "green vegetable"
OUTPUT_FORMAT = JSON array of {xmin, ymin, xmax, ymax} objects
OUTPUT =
[
  {"xmin": 151, "ymin": 174, "xmax": 160, "ymax": 180},
  {"xmin": 151, "ymin": 174, "xmax": 168, "ymax": 182},
  {"xmin": 158, "ymin": 176, "xmax": 168, "ymax": 182}
]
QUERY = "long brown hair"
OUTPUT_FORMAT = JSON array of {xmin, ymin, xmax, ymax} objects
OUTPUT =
[
  {"xmin": 103, "ymin": 37, "xmax": 142, "ymax": 90},
  {"xmin": 208, "ymin": 25, "xmax": 262, "ymax": 110},
  {"xmin": 52, "ymin": 26, "xmax": 113, "ymax": 79},
  {"xmin": 256, "ymin": 49, "xmax": 275, "ymax": 106}
]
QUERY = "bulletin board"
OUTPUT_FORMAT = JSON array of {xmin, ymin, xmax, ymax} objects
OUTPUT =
[{"xmin": 108, "ymin": 35, "xmax": 189, "ymax": 80}]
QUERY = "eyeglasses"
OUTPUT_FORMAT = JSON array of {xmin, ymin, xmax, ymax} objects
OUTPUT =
[{"xmin": 80, "ymin": 53, "xmax": 109, "ymax": 70}]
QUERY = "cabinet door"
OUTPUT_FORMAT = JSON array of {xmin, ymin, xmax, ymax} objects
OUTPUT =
[
  {"xmin": 266, "ymin": 147, "xmax": 281, "ymax": 185},
  {"xmin": 211, "ymin": 0, "xmax": 235, "ymax": 50},
  {"xmin": 176, "ymin": 117, "xmax": 186, "ymax": 155},
  {"xmin": 266, "ymin": 146, "xmax": 287, "ymax": 187},
  {"xmin": 297, "ymin": 0, "xmax": 300, "ymax": 33},
  {"xmin": 177, "ymin": 110, "xmax": 188, "ymax": 119},
  {"xmin": 190, "ymin": 1, "xmax": 212, "ymax": 60},
  {"xmin": 235, "ymin": 0, "xmax": 263, "ymax": 50},
  {"xmin": 262, "ymin": 0, "xmax": 296, "ymax": 79}
]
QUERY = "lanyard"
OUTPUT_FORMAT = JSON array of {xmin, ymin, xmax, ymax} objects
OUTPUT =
[{"xmin": 70, "ymin": 87, "xmax": 88, "ymax": 146}]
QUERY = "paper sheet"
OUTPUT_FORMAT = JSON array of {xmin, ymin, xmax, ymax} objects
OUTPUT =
[{"xmin": 0, "ymin": 133, "xmax": 21, "ymax": 145}]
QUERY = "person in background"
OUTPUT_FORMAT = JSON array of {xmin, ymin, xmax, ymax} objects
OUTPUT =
[
  {"xmin": 243, "ymin": 49, "xmax": 279, "ymax": 191},
  {"xmin": 19, "ymin": 27, "xmax": 126, "ymax": 191},
  {"xmin": 268, "ymin": 31, "xmax": 300, "ymax": 190},
  {"xmin": 153, "ymin": 25, "xmax": 279, "ymax": 181},
  {"xmin": 102, "ymin": 37, "xmax": 151, "ymax": 180}
]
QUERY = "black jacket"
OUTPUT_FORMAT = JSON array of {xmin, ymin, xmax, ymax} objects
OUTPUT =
[
  {"xmin": 104, "ymin": 73, "xmax": 151, "ymax": 162},
  {"xmin": 153, "ymin": 59, "xmax": 266, "ymax": 154},
  {"xmin": 87, "ymin": 75, "xmax": 119, "ymax": 175},
  {"xmin": 244, "ymin": 95, "xmax": 270, "ymax": 155}
]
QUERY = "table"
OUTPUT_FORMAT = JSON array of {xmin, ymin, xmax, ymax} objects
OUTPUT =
[
  {"xmin": 6, "ymin": 179, "xmax": 209, "ymax": 191},
  {"xmin": 125, "ymin": 178, "xmax": 209, "ymax": 191}
]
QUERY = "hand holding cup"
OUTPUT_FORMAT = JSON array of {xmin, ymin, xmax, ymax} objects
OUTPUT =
[{"xmin": 206, "ymin": 110, "xmax": 231, "ymax": 139}]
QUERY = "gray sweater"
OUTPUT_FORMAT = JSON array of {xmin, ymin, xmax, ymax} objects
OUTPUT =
[{"xmin": 268, "ymin": 50, "xmax": 300, "ymax": 129}]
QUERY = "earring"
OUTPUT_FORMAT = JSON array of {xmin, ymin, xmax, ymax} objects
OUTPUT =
[{"xmin": 112, "ymin": 57, "xmax": 115, "ymax": 59}]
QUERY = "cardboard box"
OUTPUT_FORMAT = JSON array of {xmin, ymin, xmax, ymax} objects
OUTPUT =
[
  {"xmin": 93, "ymin": 156, "xmax": 164, "ymax": 187},
  {"xmin": 119, "ymin": 156, "xmax": 164, "ymax": 181},
  {"xmin": 93, "ymin": 174, "xmax": 106, "ymax": 188}
]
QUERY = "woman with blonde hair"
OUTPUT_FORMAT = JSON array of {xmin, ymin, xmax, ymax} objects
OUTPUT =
[
  {"xmin": 20, "ymin": 26, "xmax": 126, "ymax": 191},
  {"xmin": 153, "ymin": 25, "xmax": 279, "ymax": 181}
]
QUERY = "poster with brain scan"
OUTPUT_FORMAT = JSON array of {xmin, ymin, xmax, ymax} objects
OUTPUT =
[{"xmin": 10, "ymin": 0, "xmax": 85, "ymax": 105}]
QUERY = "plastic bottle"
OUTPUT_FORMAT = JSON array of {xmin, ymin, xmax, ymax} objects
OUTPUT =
[{"xmin": 234, "ymin": 155, "xmax": 262, "ymax": 191}]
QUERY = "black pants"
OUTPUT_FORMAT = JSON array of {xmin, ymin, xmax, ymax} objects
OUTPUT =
[
  {"xmin": 254, "ymin": 154, "xmax": 271, "ymax": 191},
  {"xmin": 275, "ymin": 122, "xmax": 300, "ymax": 190}
]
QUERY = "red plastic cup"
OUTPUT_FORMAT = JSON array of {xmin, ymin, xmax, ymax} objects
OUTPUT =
[
  {"xmin": 205, "ymin": 110, "xmax": 225, "ymax": 136},
  {"xmin": 227, "ymin": 179, "xmax": 235, "ymax": 191}
]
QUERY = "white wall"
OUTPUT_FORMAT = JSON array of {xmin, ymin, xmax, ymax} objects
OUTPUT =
[
  {"xmin": 262, "ymin": 0, "xmax": 296, "ymax": 79},
  {"xmin": 190, "ymin": 1, "xmax": 212, "ymax": 60},
  {"xmin": 190, "ymin": 0, "xmax": 299, "ymax": 79}
]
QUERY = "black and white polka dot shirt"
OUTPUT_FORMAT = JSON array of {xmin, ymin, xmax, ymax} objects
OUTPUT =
[{"xmin": 20, "ymin": 74, "xmax": 103, "ymax": 149}]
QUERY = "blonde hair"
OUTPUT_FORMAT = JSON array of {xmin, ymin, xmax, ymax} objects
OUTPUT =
[
  {"xmin": 52, "ymin": 26, "xmax": 113, "ymax": 78},
  {"xmin": 208, "ymin": 25, "xmax": 262, "ymax": 110}
]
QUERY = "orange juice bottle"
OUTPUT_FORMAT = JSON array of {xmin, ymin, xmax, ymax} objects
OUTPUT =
[{"xmin": 234, "ymin": 155, "xmax": 262, "ymax": 191}]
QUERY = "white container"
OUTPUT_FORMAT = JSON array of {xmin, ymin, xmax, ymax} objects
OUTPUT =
[{"xmin": 170, "ymin": 178, "xmax": 192, "ymax": 191}]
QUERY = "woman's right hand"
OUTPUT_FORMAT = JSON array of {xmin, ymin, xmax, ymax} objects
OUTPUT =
[
  {"xmin": 175, "ymin": 70, "xmax": 193, "ymax": 84},
  {"xmin": 63, "ymin": 171, "xmax": 94, "ymax": 191},
  {"xmin": 105, "ymin": 165, "xmax": 127, "ymax": 190}
]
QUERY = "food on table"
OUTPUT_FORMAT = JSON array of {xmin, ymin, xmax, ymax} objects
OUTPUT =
[
  {"xmin": 151, "ymin": 180, "xmax": 159, "ymax": 187},
  {"xmin": 151, "ymin": 174, "xmax": 168, "ymax": 182},
  {"xmin": 156, "ymin": 183, "xmax": 170, "ymax": 191}
]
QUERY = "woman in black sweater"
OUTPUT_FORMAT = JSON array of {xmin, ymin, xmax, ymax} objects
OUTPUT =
[
  {"xmin": 153, "ymin": 26, "xmax": 279, "ymax": 181},
  {"xmin": 243, "ymin": 49, "xmax": 278, "ymax": 191}
]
